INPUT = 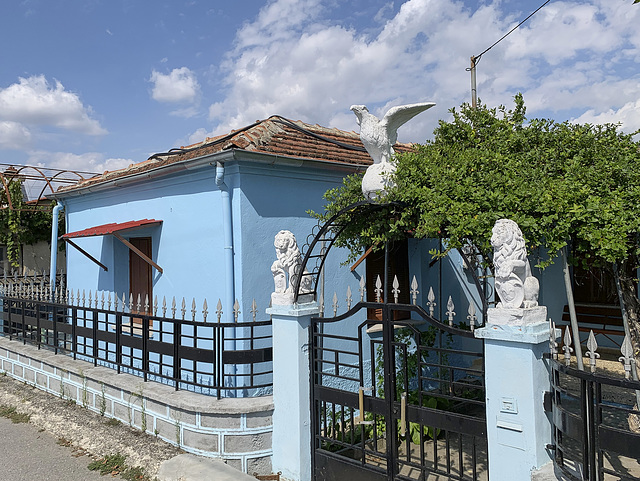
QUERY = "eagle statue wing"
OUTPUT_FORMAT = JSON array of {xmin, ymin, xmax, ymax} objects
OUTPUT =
[{"xmin": 381, "ymin": 102, "xmax": 436, "ymax": 145}]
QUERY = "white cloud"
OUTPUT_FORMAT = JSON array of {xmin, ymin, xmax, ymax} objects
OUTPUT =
[
  {"xmin": 201, "ymin": 0, "xmax": 640, "ymax": 142},
  {"xmin": 0, "ymin": 75, "xmax": 106, "ymax": 135},
  {"xmin": 572, "ymin": 100, "xmax": 640, "ymax": 134},
  {"xmin": 0, "ymin": 121, "xmax": 32, "ymax": 150},
  {"xmin": 27, "ymin": 151, "xmax": 132, "ymax": 174},
  {"xmin": 149, "ymin": 67, "xmax": 201, "ymax": 104}
]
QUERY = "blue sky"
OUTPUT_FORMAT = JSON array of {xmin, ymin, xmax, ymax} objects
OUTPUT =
[{"xmin": 1, "ymin": 0, "xmax": 639, "ymax": 176}]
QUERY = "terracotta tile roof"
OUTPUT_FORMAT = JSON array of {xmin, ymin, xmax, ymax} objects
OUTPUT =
[{"xmin": 56, "ymin": 116, "xmax": 414, "ymax": 193}]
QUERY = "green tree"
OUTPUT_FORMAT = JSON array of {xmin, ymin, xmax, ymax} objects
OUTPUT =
[{"xmin": 315, "ymin": 94, "xmax": 640, "ymax": 364}]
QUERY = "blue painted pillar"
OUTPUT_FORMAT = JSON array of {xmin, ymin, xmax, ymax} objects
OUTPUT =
[
  {"xmin": 266, "ymin": 301, "xmax": 319, "ymax": 481},
  {"xmin": 474, "ymin": 307, "xmax": 554, "ymax": 481}
]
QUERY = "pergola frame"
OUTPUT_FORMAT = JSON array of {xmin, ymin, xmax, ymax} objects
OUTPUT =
[{"xmin": 0, "ymin": 164, "xmax": 98, "ymax": 211}]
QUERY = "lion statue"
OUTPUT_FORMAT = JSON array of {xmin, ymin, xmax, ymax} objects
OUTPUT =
[
  {"xmin": 271, "ymin": 230, "xmax": 312, "ymax": 303},
  {"xmin": 491, "ymin": 219, "xmax": 539, "ymax": 309}
]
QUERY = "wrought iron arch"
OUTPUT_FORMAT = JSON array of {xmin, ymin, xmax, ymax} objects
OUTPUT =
[
  {"xmin": 0, "ymin": 164, "xmax": 97, "ymax": 212},
  {"xmin": 293, "ymin": 200, "xmax": 491, "ymax": 317}
]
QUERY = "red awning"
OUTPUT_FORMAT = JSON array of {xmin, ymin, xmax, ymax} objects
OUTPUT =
[{"xmin": 62, "ymin": 219, "xmax": 162, "ymax": 239}]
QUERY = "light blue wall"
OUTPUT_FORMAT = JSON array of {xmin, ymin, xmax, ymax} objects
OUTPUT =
[
  {"xmin": 62, "ymin": 167, "xmax": 226, "ymax": 307},
  {"xmin": 234, "ymin": 160, "xmax": 361, "ymax": 320},
  {"xmin": 60, "ymin": 156, "xmax": 364, "ymax": 321},
  {"xmin": 408, "ymin": 238, "xmax": 487, "ymax": 327}
]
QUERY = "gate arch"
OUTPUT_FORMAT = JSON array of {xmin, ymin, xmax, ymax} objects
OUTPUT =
[
  {"xmin": 297, "ymin": 201, "xmax": 490, "ymax": 480},
  {"xmin": 293, "ymin": 201, "xmax": 491, "ymax": 317}
]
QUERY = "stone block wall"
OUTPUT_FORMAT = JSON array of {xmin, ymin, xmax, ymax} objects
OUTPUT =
[{"xmin": 0, "ymin": 337, "xmax": 273, "ymax": 475}]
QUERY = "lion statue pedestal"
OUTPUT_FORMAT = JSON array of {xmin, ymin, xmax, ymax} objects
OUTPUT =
[
  {"xmin": 271, "ymin": 230, "xmax": 313, "ymax": 306},
  {"xmin": 488, "ymin": 219, "xmax": 546, "ymax": 328},
  {"xmin": 487, "ymin": 305, "xmax": 547, "ymax": 326}
]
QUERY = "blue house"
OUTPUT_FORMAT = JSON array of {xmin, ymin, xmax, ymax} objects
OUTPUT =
[{"xmin": 48, "ymin": 116, "xmax": 386, "ymax": 324}]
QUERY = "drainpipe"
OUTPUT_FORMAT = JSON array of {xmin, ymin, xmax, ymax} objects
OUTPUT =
[
  {"xmin": 215, "ymin": 162, "xmax": 235, "ymax": 321},
  {"xmin": 49, "ymin": 201, "xmax": 64, "ymax": 295},
  {"xmin": 215, "ymin": 162, "xmax": 238, "ymax": 394}
]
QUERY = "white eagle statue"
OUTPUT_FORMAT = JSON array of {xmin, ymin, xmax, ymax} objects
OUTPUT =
[{"xmin": 351, "ymin": 102, "xmax": 435, "ymax": 201}]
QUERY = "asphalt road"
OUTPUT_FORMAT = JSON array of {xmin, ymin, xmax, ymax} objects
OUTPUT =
[{"xmin": 0, "ymin": 417, "xmax": 114, "ymax": 481}]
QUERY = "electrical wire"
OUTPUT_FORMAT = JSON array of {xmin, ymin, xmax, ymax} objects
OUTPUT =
[
  {"xmin": 146, "ymin": 115, "xmax": 366, "ymax": 161},
  {"xmin": 470, "ymin": 0, "xmax": 551, "ymax": 66},
  {"xmin": 271, "ymin": 117, "xmax": 366, "ymax": 152}
]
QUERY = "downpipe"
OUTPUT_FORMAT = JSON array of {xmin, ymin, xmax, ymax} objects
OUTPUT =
[
  {"xmin": 49, "ymin": 201, "xmax": 64, "ymax": 294},
  {"xmin": 215, "ymin": 162, "xmax": 239, "ymax": 396}
]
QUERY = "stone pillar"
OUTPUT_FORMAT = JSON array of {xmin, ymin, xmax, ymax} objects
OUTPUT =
[
  {"xmin": 266, "ymin": 302, "xmax": 319, "ymax": 481},
  {"xmin": 474, "ymin": 306, "xmax": 554, "ymax": 481}
]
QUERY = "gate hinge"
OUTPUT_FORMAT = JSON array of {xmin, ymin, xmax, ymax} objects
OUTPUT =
[
  {"xmin": 546, "ymin": 444, "xmax": 556, "ymax": 451},
  {"xmin": 543, "ymin": 391, "xmax": 553, "ymax": 413}
]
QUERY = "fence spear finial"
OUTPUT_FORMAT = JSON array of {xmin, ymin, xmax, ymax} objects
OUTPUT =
[
  {"xmin": 233, "ymin": 299, "xmax": 240, "ymax": 322},
  {"xmin": 446, "ymin": 296, "xmax": 456, "ymax": 327},
  {"xmin": 410, "ymin": 276, "xmax": 419, "ymax": 305},
  {"xmin": 620, "ymin": 336, "xmax": 634, "ymax": 380},
  {"xmin": 549, "ymin": 319, "xmax": 558, "ymax": 360},
  {"xmin": 392, "ymin": 275, "xmax": 400, "ymax": 303},
  {"xmin": 427, "ymin": 287, "xmax": 436, "ymax": 317},
  {"xmin": 563, "ymin": 326, "xmax": 574, "ymax": 367},
  {"xmin": 202, "ymin": 298, "xmax": 209, "ymax": 322},
  {"xmin": 375, "ymin": 275, "xmax": 383, "ymax": 303},
  {"xmin": 467, "ymin": 302, "xmax": 477, "ymax": 331},
  {"xmin": 251, "ymin": 298, "xmax": 257, "ymax": 322},
  {"xmin": 585, "ymin": 330, "xmax": 600, "ymax": 373},
  {"xmin": 216, "ymin": 299, "xmax": 223, "ymax": 323}
]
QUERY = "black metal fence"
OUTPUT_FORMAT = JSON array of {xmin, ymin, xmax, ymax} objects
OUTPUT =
[
  {"xmin": 0, "ymin": 293, "xmax": 273, "ymax": 398},
  {"xmin": 550, "ymin": 357, "xmax": 640, "ymax": 480}
]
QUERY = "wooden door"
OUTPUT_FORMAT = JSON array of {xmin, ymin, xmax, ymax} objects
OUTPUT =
[{"xmin": 129, "ymin": 237, "xmax": 152, "ymax": 321}]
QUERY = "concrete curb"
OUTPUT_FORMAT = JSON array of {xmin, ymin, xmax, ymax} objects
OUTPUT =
[
  {"xmin": 157, "ymin": 454, "xmax": 257, "ymax": 481},
  {"xmin": 531, "ymin": 461, "xmax": 571, "ymax": 481}
]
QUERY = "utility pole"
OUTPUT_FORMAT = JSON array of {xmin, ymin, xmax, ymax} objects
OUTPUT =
[
  {"xmin": 468, "ymin": 0, "xmax": 550, "ymax": 110},
  {"xmin": 470, "ymin": 56, "xmax": 477, "ymax": 109}
]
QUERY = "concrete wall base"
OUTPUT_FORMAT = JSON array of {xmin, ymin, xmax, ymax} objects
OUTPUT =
[{"xmin": 0, "ymin": 337, "xmax": 273, "ymax": 476}]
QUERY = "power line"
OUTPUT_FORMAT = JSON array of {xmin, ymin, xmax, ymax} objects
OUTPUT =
[
  {"xmin": 468, "ymin": 0, "xmax": 551, "ymax": 108},
  {"xmin": 474, "ymin": 0, "xmax": 551, "ymax": 65}
]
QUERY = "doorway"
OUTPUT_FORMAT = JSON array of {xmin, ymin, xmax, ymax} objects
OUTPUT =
[{"xmin": 129, "ymin": 237, "xmax": 152, "ymax": 320}]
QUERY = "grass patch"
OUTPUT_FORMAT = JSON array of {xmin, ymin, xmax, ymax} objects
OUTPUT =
[
  {"xmin": 88, "ymin": 453, "xmax": 151, "ymax": 480},
  {"xmin": 88, "ymin": 453, "xmax": 127, "ymax": 476},
  {"xmin": 0, "ymin": 404, "xmax": 30, "ymax": 423}
]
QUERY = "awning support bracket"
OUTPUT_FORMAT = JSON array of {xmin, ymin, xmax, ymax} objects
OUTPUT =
[
  {"xmin": 113, "ymin": 232, "xmax": 164, "ymax": 274},
  {"xmin": 64, "ymin": 238, "xmax": 109, "ymax": 272}
]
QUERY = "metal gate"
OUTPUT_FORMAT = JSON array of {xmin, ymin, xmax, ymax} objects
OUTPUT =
[
  {"xmin": 310, "ymin": 297, "xmax": 488, "ymax": 480},
  {"xmin": 549, "ymin": 331, "xmax": 640, "ymax": 481}
]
